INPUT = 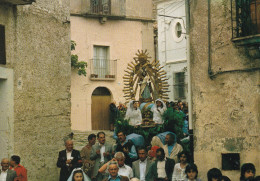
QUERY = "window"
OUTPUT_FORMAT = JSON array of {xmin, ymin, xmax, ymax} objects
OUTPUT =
[
  {"xmin": 231, "ymin": 0, "xmax": 260, "ymax": 38},
  {"xmin": 173, "ymin": 72, "xmax": 186, "ymax": 100},
  {"xmin": 222, "ymin": 153, "xmax": 240, "ymax": 170},
  {"xmin": 175, "ymin": 22, "xmax": 182, "ymax": 38},
  {"xmin": 0, "ymin": 25, "xmax": 6, "ymax": 65},
  {"xmin": 91, "ymin": 0, "xmax": 111, "ymax": 15},
  {"xmin": 93, "ymin": 46, "xmax": 109, "ymax": 78}
]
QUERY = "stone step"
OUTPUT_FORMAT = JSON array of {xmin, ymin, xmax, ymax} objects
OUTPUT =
[{"xmin": 72, "ymin": 130, "xmax": 117, "ymax": 151}]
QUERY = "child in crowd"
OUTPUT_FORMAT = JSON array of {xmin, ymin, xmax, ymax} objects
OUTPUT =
[
  {"xmin": 172, "ymin": 151, "xmax": 189, "ymax": 181},
  {"xmin": 207, "ymin": 168, "xmax": 222, "ymax": 181},
  {"xmin": 184, "ymin": 163, "xmax": 201, "ymax": 181},
  {"xmin": 240, "ymin": 163, "xmax": 256, "ymax": 181}
]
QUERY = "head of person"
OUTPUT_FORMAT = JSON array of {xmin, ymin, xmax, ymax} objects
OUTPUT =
[
  {"xmin": 137, "ymin": 146, "xmax": 148, "ymax": 162},
  {"xmin": 221, "ymin": 176, "xmax": 231, "ymax": 181},
  {"xmin": 130, "ymin": 178, "xmax": 140, "ymax": 181},
  {"xmin": 72, "ymin": 169, "xmax": 84, "ymax": 181},
  {"xmin": 207, "ymin": 168, "xmax": 222, "ymax": 181},
  {"xmin": 97, "ymin": 132, "xmax": 106, "ymax": 145},
  {"xmin": 88, "ymin": 134, "xmax": 96, "ymax": 146},
  {"xmin": 165, "ymin": 133, "xmax": 175, "ymax": 146},
  {"xmin": 117, "ymin": 131, "xmax": 127, "ymax": 143},
  {"xmin": 108, "ymin": 161, "xmax": 119, "ymax": 179},
  {"xmin": 10, "ymin": 155, "xmax": 20, "ymax": 167},
  {"xmin": 177, "ymin": 151, "xmax": 189, "ymax": 164},
  {"xmin": 156, "ymin": 100, "xmax": 163, "ymax": 108},
  {"xmin": 148, "ymin": 146, "xmax": 160, "ymax": 158},
  {"xmin": 1, "ymin": 158, "xmax": 9, "ymax": 171},
  {"xmin": 178, "ymin": 100, "xmax": 183, "ymax": 108},
  {"xmin": 185, "ymin": 163, "xmax": 198, "ymax": 180},
  {"xmin": 156, "ymin": 148, "xmax": 165, "ymax": 161},
  {"xmin": 240, "ymin": 163, "xmax": 256, "ymax": 180},
  {"xmin": 65, "ymin": 139, "xmax": 73, "ymax": 152},
  {"xmin": 114, "ymin": 152, "xmax": 125, "ymax": 167},
  {"xmin": 133, "ymin": 101, "xmax": 139, "ymax": 109}
]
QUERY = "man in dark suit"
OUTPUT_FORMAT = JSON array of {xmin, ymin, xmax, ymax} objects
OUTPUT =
[
  {"xmin": 57, "ymin": 139, "xmax": 82, "ymax": 181},
  {"xmin": 151, "ymin": 148, "xmax": 175, "ymax": 181},
  {"xmin": 0, "ymin": 158, "xmax": 17, "ymax": 181},
  {"xmin": 132, "ymin": 147, "xmax": 154, "ymax": 181}
]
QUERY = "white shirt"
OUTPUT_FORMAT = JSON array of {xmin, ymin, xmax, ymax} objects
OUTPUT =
[
  {"xmin": 66, "ymin": 150, "xmax": 73, "ymax": 166},
  {"xmin": 118, "ymin": 164, "xmax": 133, "ymax": 179},
  {"xmin": 157, "ymin": 159, "xmax": 167, "ymax": 178},
  {"xmin": 100, "ymin": 144, "xmax": 105, "ymax": 162},
  {"xmin": 0, "ymin": 170, "xmax": 7, "ymax": 181},
  {"xmin": 66, "ymin": 150, "xmax": 72, "ymax": 160},
  {"xmin": 172, "ymin": 163, "xmax": 187, "ymax": 181},
  {"xmin": 139, "ymin": 159, "xmax": 147, "ymax": 181}
]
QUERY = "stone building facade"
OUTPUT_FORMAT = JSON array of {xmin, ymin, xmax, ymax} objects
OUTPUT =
[
  {"xmin": 0, "ymin": 0, "xmax": 71, "ymax": 180},
  {"xmin": 70, "ymin": 0, "xmax": 155, "ymax": 131},
  {"xmin": 190, "ymin": 0, "xmax": 259, "ymax": 180}
]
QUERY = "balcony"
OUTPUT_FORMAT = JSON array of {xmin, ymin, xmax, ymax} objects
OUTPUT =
[
  {"xmin": 231, "ymin": 0, "xmax": 260, "ymax": 38},
  {"xmin": 71, "ymin": 0, "xmax": 126, "ymax": 17},
  {"xmin": 1, "ymin": 0, "xmax": 35, "ymax": 5},
  {"xmin": 231, "ymin": 0, "xmax": 260, "ymax": 58},
  {"xmin": 89, "ymin": 58, "xmax": 117, "ymax": 81}
]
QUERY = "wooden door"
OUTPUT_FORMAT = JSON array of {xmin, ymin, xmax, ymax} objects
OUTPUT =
[{"xmin": 91, "ymin": 95, "xmax": 111, "ymax": 130}]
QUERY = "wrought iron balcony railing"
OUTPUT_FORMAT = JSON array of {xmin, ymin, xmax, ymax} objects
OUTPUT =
[
  {"xmin": 89, "ymin": 58, "xmax": 117, "ymax": 80},
  {"xmin": 231, "ymin": 0, "xmax": 260, "ymax": 38},
  {"xmin": 1, "ymin": 0, "xmax": 35, "ymax": 5},
  {"xmin": 84, "ymin": 0, "xmax": 125, "ymax": 17}
]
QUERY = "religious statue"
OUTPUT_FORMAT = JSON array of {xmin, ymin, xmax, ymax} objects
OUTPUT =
[
  {"xmin": 123, "ymin": 50, "xmax": 169, "ymax": 103},
  {"xmin": 123, "ymin": 50, "xmax": 170, "ymax": 126}
]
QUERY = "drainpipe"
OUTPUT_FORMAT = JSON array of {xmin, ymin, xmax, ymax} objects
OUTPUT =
[{"xmin": 185, "ymin": 0, "xmax": 194, "ymax": 161}]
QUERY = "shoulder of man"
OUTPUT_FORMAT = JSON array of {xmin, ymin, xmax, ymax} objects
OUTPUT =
[
  {"xmin": 120, "ymin": 175, "xmax": 129, "ymax": 181},
  {"xmin": 59, "ymin": 149, "xmax": 66, "ymax": 154},
  {"xmin": 7, "ymin": 169, "xmax": 17, "ymax": 175},
  {"xmin": 104, "ymin": 142, "xmax": 113, "ymax": 148},
  {"xmin": 72, "ymin": 149, "xmax": 80, "ymax": 153},
  {"xmin": 132, "ymin": 160, "xmax": 139, "ymax": 167}
]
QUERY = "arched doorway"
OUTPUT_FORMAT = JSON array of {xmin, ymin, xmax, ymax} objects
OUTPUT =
[{"xmin": 91, "ymin": 87, "xmax": 111, "ymax": 130}]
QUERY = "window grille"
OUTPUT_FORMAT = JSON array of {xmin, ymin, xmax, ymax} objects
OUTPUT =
[
  {"xmin": 91, "ymin": 0, "xmax": 111, "ymax": 15},
  {"xmin": 231, "ymin": 0, "xmax": 260, "ymax": 38},
  {"xmin": 0, "ymin": 25, "xmax": 6, "ymax": 65},
  {"xmin": 173, "ymin": 72, "xmax": 186, "ymax": 100}
]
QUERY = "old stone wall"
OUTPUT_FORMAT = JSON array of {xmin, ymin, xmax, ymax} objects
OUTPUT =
[
  {"xmin": 190, "ymin": 0, "xmax": 259, "ymax": 180},
  {"xmin": 0, "ymin": 1, "xmax": 71, "ymax": 180}
]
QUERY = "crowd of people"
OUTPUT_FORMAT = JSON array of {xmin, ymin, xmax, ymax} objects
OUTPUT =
[
  {"xmin": 0, "ymin": 100, "xmax": 258, "ymax": 181},
  {"xmin": 110, "ymin": 99, "xmax": 189, "ymax": 139},
  {"xmin": 54, "ymin": 131, "xmax": 258, "ymax": 181}
]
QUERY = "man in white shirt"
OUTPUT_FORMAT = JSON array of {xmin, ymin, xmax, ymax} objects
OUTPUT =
[
  {"xmin": 98, "ymin": 152, "xmax": 133, "ymax": 179},
  {"xmin": 163, "ymin": 133, "xmax": 183, "ymax": 162},
  {"xmin": 90, "ymin": 132, "xmax": 113, "ymax": 181},
  {"xmin": 0, "ymin": 158, "xmax": 17, "ymax": 181},
  {"xmin": 132, "ymin": 147, "xmax": 154, "ymax": 181},
  {"xmin": 151, "ymin": 148, "xmax": 175, "ymax": 181}
]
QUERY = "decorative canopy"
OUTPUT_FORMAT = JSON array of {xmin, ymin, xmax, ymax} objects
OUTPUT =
[{"xmin": 123, "ymin": 50, "xmax": 169, "ymax": 103}]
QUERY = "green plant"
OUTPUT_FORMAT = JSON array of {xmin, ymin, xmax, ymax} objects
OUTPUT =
[
  {"xmin": 71, "ymin": 40, "xmax": 87, "ymax": 76},
  {"xmin": 114, "ymin": 107, "xmax": 187, "ymax": 148}
]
